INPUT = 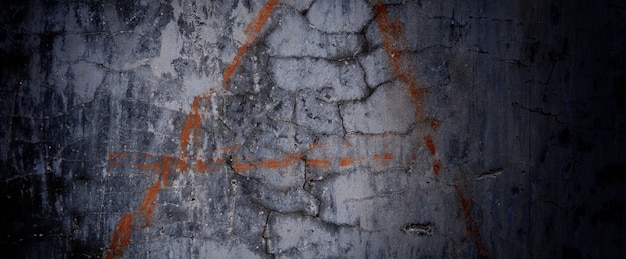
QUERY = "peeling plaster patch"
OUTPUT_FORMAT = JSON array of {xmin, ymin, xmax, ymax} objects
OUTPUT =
[{"xmin": 151, "ymin": 21, "xmax": 182, "ymax": 76}]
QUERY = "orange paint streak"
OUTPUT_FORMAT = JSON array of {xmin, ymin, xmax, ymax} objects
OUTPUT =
[
  {"xmin": 433, "ymin": 159, "xmax": 442, "ymax": 175},
  {"xmin": 424, "ymin": 135, "xmax": 436, "ymax": 155},
  {"xmin": 374, "ymin": 1, "xmax": 427, "ymax": 117},
  {"xmin": 222, "ymin": 0, "xmax": 279, "ymax": 89},
  {"xmin": 176, "ymin": 157, "xmax": 188, "ymax": 172},
  {"xmin": 305, "ymin": 158, "xmax": 331, "ymax": 168},
  {"xmin": 233, "ymin": 154, "xmax": 301, "ymax": 171},
  {"xmin": 261, "ymin": 158, "xmax": 286, "ymax": 168},
  {"xmin": 160, "ymin": 156, "xmax": 172, "ymax": 186},
  {"xmin": 196, "ymin": 159, "xmax": 207, "ymax": 172},
  {"xmin": 108, "ymin": 152, "xmax": 120, "ymax": 159},
  {"xmin": 430, "ymin": 119, "xmax": 440, "ymax": 131},
  {"xmin": 180, "ymin": 96, "xmax": 204, "ymax": 153},
  {"xmin": 108, "ymin": 161, "xmax": 121, "ymax": 168},
  {"xmin": 106, "ymin": 213, "xmax": 132, "ymax": 259},
  {"xmin": 339, "ymin": 157, "xmax": 354, "ymax": 167},
  {"xmin": 372, "ymin": 153, "xmax": 393, "ymax": 161},
  {"xmin": 106, "ymin": 1, "xmax": 282, "ymax": 256},
  {"xmin": 139, "ymin": 181, "xmax": 161, "ymax": 224},
  {"xmin": 233, "ymin": 162, "xmax": 253, "ymax": 171},
  {"xmin": 454, "ymin": 183, "xmax": 488, "ymax": 257}
]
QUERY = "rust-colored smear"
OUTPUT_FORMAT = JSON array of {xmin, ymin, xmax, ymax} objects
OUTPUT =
[
  {"xmin": 305, "ymin": 158, "xmax": 331, "ymax": 168},
  {"xmin": 433, "ymin": 159, "xmax": 442, "ymax": 175},
  {"xmin": 160, "ymin": 156, "xmax": 172, "ymax": 186},
  {"xmin": 424, "ymin": 135, "xmax": 436, "ymax": 155},
  {"xmin": 233, "ymin": 162, "xmax": 253, "ymax": 171},
  {"xmin": 420, "ymin": 117, "xmax": 439, "ymax": 131},
  {"xmin": 196, "ymin": 159, "xmax": 207, "ymax": 172},
  {"xmin": 374, "ymin": 1, "xmax": 426, "ymax": 117},
  {"xmin": 176, "ymin": 157, "xmax": 188, "ymax": 172},
  {"xmin": 108, "ymin": 161, "xmax": 121, "ymax": 168},
  {"xmin": 106, "ymin": 213, "xmax": 132, "ymax": 259},
  {"xmin": 105, "ymin": 1, "xmax": 281, "ymax": 256},
  {"xmin": 372, "ymin": 153, "xmax": 394, "ymax": 161},
  {"xmin": 222, "ymin": 0, "xmax": 279, "ymax": 89},
  {"xmin": 430, "ymin": 119, "xmax": 439, "ymax": 131},
  {"xmin": 339, "ymin": 157, "xmax": 353, "ymax": 167},
  {"xmin": 233, "ymin": 154, "xmax": 300, "ymax": 171},
  {"xmin": 139, "ymin": 181, "xmax": 161, "ymax": 224},
  {"xmin": 180, "ymin": 96, "xmax": 203, "ymax": 153},
  {"xmin": 454, "ymin": 184, "xmax": 488, "ymax": 257}
]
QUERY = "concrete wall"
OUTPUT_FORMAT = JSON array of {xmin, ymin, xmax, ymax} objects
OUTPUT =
[{"xmin": 1, "ymin": 0, "xmax": 624, "ymax": 258}]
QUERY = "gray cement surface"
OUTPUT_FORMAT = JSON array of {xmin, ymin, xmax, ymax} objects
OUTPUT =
[{"xmin": 1, "ymin": 0, "xmax": 624, "ymax": 258}]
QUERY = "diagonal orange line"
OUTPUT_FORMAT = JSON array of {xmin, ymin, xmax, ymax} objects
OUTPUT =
[
  {"xmin": 105, "ymin": 1, "xmax": 280, "ymax": 258},
  {"xmin": 222, "ymin": 0, "xmax": 279, "ymax": 90}
]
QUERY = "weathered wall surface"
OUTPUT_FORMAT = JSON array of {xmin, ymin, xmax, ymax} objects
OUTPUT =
[{"xmin": 1, "ymin": 0, "xmax": 624, "ymax": 258}]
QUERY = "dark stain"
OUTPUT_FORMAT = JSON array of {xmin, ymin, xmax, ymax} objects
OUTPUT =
[
  {"xmin": 561, "ymin": 246, "xmax": 584, "ymax": 259},
  {"xmin": 550, "ymin": 4, "xmax": 561, "ymax": 25},
  {"xmin": 38, "ymin": 32, "xmax": 60, "ymax": 82},
  {"xmin": 573, "ymin": 206, "xmax": 587, "ymax": 228},
  {"xmin": 576, "ymin": 135, "xmax": 594, "ymax": 153},
  {"xmin": 0, "ymin": 51, "xmax": 29, "ymax": 90},
  {"xmin": 524, "ymin": 40, "xmax": 540, "ymax": 63},
  {"xmin": 447, "ymin": 138, "xmax": 468, "ymax": 162},
  {"xmin": 595, "ymin": 165, "xmax": 626, "ymax": 188},
  {"xmin": 558, "ymin": 128, "xmax": 570, "ymax": 146},
  {"xmin": 44, "ymin": 172, "xmax": 67, "ymax": 211},
  {"xmin": 590, "ymin": 201, "xmax": 625, "ymax": 228}
]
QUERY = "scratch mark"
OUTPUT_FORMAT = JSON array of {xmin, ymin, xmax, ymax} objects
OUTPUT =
[
  {"xmin": 403, "ymin": 222, "xmax": 436, "ymax": 236},
  {"xmin": 476, "ymin": 167, "xmax": 505, "ymax": 180}
]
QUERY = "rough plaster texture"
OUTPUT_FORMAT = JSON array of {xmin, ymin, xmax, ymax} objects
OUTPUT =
[{"xmin": 1, "ymin": 0, "xmax": 625, "ymax": 258}]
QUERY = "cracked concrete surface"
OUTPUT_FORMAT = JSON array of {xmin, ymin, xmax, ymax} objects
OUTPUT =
[{"xmin": 1, "ymin": 0, "xmax": 625, "ymax": 258}]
